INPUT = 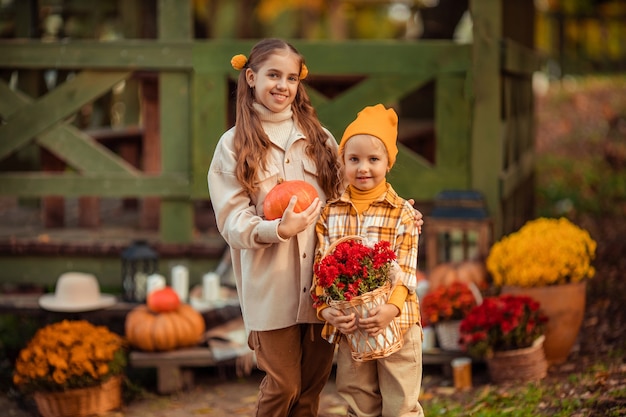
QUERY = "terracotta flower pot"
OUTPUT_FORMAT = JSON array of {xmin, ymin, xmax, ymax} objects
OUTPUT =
[{"xmin": 502, "ymin": 281, "xmax": 586, "ymax": 364}]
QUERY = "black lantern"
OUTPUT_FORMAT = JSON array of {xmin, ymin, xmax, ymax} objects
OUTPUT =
[
  {"xmin": 424, "ymin": 190, "xmax": 492, "ymax": 270},
  {"xmin": 121, "ymin": 240, "xmax": 158, "ymax": 302}
]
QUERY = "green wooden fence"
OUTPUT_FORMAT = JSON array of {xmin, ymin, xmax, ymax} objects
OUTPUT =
[{"xmin": 0, "ymin": 0, "xmax": 541, "ymax": 285}]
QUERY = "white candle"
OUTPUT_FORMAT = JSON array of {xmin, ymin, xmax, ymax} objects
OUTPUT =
[
  {"xmin": 171, "ymin": 265, "xmax": 189, "ymax": 302},
  {"xmin": 147, "ymin": 274, "xmax": 166, "ymax": 295},
  {"xmin": 203, "ymin": 272, "xmax": 221, "ymax": 302}
]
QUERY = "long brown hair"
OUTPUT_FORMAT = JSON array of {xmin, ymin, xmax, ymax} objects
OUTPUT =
[{"xmin": 233, "ymin": 38, "xmax": 342, "ymax": 200}]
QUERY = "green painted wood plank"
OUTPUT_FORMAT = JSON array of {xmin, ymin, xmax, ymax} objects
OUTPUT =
[
  {"xmin": 0, "ymin": 71, "xmax": 131, "ymax": 161},
  {"xmin": 192, "ymin": 41, "xmax": 471, "ymax": 75},
  {"xmin": 503, "ymin": 39, "xmax": 543, "ymax": 75},
  {"xmin": 0, "ymin": 40, "xmax": 193, "ymax": 70},
  {"xmin": 325, "ymin": 71, "xmax": 472, "ymax": 202},
  {"xmin": 0, "ymin": 173, "xmax": 190, "ymax": 197},
  {"xmin": 317, "ymin": 74, "xmax": 433, "ymax": 137},
  {"xmin": 387, "ymin": 148, "xmax": 468, "ymax": 201},
  {"xmin": 0, "ymin": 80, "xmax": 25, "ymax": 112},
  {"xmin": 192, "ymin": 73, "xmax": 228, "ymax": 198},
  {"xmin": 158, "ymin": 0, "xmax": 193, "ymax": 244},
  {"xmin": 5, "ymin": 39, "xmax": 465, "ymax": 74},
  {"xmin": 160, "ymin": 73, "xmax": 191, "ymax": 175},
  {"xmin": 160, "ymin": 199, "xmax": 195, "ymax": 243},
  {"xmin": 160, "ymin": 71, "xmax": 193, "ymax": 242},
  {"xmin": 435, "ymin": 73, "xmax": 472, "ymax": 180},
  {"xmin": 0, "ymin": 256, "xmax": 221, "ymax": 288},
  {"xmin": 297, "ymin": 41, "xmax": 471, "ymax": 76},
  {"xmin": 471, "ymin": 0, "xmax": 503, "ymax": 236},
  {"xmin": 37, "ymin": 125, "xmax": 140, "ymax": 175},
  {"xmin": 0, "ymin": 81, "xmax": 139, "ymax": 175},
  {"xmin": 305, "ymin": 85, "xmax": 330, "ymax": 109},
  {"xmin": 501, "ymin": 149, "xmax": 534, "ymax": 200}
]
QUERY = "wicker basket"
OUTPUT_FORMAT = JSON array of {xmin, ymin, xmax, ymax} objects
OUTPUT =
[
  {"xmin": 330, "ymin": 281, "xmax": 403, "ymax": 361},
  {"xmin": 324, "ymin": 236, "xmax": 403, "ymax": 362},
  {"xmin": 33, "ymin": 375, "xmax": 122, "ymax": 417},
  {"xmin": 435, "ymin": 320, "xmax": 462, "ymax": 351},
  {"xmin": 486, "ymin": 335, "xmax": 548, "ymax": 384}
]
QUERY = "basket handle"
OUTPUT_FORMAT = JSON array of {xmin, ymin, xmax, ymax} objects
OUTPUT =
[{"xmin": 324, "ymin": 235, "xmax": 364, "ymax": 257}]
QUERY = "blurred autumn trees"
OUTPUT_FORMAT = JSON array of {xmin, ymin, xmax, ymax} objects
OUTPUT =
[
  {"xmin": 536, "ymin": 0, "xmax": 626, "ymax": 74},
  {"xmin": 192, "ymin": 0, "xmax": 625, "ymax": 75}
]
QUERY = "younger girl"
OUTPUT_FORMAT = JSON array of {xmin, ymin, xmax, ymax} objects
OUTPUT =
[
  {"xmin": 207, "ymin": 38, "xmax": 343, "ymax": 416},
  {"xmin": 314, "ymin": 104, "xmax": 424, "ymax": 416}
]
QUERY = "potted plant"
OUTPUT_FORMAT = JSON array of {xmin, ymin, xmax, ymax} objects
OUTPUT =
[
  {"xmin": 459, "ymin": 294, "xmax": 549, "ymax": 383},
  {"xmin": 421, "ymin": 281, "xmax": 482, "ymax": 350},
  {"xmin": 313, "ymin": 236, "xmax": 402, "ymax": 361},
  {"xmin": 486, "ymin": 217, "xmax": 597, "ymax": 363},
  {"xmin": 13, "ymin": 320, "xmax": 126, "ymax": 417}
]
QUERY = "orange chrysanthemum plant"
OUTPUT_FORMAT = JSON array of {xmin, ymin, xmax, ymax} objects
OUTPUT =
[
  {"xmin": 13, "ymin": 320, "xmax": 127, "ymax": 393},
  {"xmin": 421, "ymin": 281, "xmax": 480, "ymax": 326}
]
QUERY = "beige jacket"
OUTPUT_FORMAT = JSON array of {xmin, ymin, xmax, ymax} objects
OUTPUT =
[{"xmin": 208, "ymin": 122, "xmax": 337, "ymax": 332}]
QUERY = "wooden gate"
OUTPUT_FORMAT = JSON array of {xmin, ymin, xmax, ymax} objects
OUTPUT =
[{"xmin": 0, "ymin": 0, "xmax": 540, "ymax": 285}]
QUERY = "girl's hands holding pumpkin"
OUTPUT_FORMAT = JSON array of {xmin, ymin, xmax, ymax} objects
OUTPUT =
[
  {"xmin": 358, "ymin": 303, "xmax": 399, "ymax": 337},
  {"xmin": 321, "ymin": 307, "xmax": 358, "ymax": 335},
  {"xmin": 277, "ymin": 196, "xmax": 321, "ymax": 239}
]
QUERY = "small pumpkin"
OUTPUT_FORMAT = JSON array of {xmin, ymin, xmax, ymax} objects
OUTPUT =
[
  {"xmin": 147, "ymin": 286, "xmax": 181, "ymax": 313},
  {"xmin": 427, "ymin": 260, "xmax": 488, "ymax": 291},
  {"xmin": 263, "ymin": 180, "xmax": 319, "ymax": 220},
  {"xmin": 125, "ymin": 304, "xmax": 206, "ymax": 352}
]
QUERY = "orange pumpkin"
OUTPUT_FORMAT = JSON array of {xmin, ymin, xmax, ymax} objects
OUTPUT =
[
  {"xmin": 427, "ymin": 260, "xmax": 488, "ymax": 291},
  {"xmin": 147, "ymin": 286, "xmax": 180, "ymax": 313},
  {"xmin": 125, "ymin": 304, "xmax": 206, "ymax": 352},
  {"xmin": 263, "ymin": 180, "xmax": 319, "ymax": 220}
]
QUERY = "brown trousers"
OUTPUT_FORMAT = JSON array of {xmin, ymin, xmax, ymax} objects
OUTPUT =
[{"xmin": 248, "ymin": 323, "xmax": 335, "ymax": 417}]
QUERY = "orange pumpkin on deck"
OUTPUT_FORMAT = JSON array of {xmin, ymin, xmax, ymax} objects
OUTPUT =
[
  {"xmin": 263, "ymin": 180, "xmax": 319, "ymax": 220},
  {"xmin": 125, "ymin": 304, "xmax": 206, "ymax": 352},
  {"xmin": 147, "ymin": 286, "xmax": 180, "ymax": 313}
]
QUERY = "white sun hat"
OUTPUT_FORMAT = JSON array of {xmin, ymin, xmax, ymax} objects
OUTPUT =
[{"xmin": 39, "ymin": 272, "xmax": 117, "ymax": 312}]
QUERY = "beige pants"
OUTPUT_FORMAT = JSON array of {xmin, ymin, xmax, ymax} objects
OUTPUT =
[{"xmin": 336, "ymin": 325, "xmax": 424, "ymax": 417}]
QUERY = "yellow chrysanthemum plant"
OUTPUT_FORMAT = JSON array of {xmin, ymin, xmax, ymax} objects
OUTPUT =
[
  {"xmin": 486, "ymin": 217, "xmax": 597, "ymax": 288},
  {"xmin": 13, "ymin": 320, "xmax": 127, "ymax": 393}
]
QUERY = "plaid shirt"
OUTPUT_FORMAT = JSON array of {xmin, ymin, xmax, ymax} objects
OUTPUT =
[{"xmin": 314, "ymin": 183, "xmax": 421, "ymax": 343}]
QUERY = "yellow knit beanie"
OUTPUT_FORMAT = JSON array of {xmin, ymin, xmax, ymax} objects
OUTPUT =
[{"xmin": 339, "ymin": 104, "xmax": 399, "ymax": 168}]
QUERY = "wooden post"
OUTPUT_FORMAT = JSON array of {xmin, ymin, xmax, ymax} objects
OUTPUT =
[
  {"xmin": 157, "ymin": 0, "xmax": 194, "ymax": 243},
  {"xmin": 470, "ymin": 0, "xmax": 503, "ymax": 238}
]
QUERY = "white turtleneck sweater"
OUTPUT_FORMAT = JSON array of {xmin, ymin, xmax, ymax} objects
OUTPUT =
[{"xmin": 253, "ymin": 102, "xmax": 295, "ymax": 150}]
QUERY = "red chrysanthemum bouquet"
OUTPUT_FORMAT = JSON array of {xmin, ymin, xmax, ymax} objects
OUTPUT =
[
  {"xmin": 313, "ymin": 238, "xmax": 397, "ymax": 307},
  {"xmin": 313, "ymin": 236, "xmax": 402, "ymax": 361},
  {"xmin": 459, "ymin": 294, "xmax": 548, "ymax": 358}
]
